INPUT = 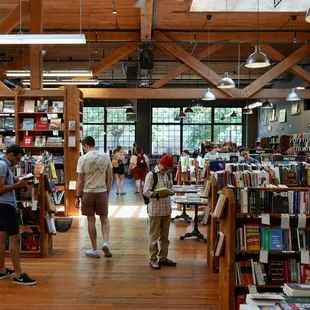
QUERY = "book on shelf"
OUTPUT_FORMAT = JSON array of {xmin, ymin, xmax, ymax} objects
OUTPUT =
[
  {"xmin": 213, "ymin": 231, "xmax": 225, "ymax": 257},
  {"xmin": 3, "ymin": 136, "xmax": 15, "ymax": 146},
  {"xmin": 212, "ymin": 194, "xmax": 227, "ymax": 218},
  {"xmin": 49, "ymin": 118, "xmax": 62, "ymax": 130},
  {"xmin": 284, "ymin": 283, "xmax": 310, "ymax": 297},
  {"xmin": 0, "ymin": 118, "xmax": 5, "ymax": 129},
  {"xmin": 0, "ymin": 100, "xmax": 3, "ymax": 113},
  {"xmin": 277, "ymin": 303, "xmax": 310, "ymax": 310},
  {"xmin": 46, "ymin": 192, "xmax": 57, "ymax": 213},
  {"xmin": 246, "ymin": 294, "xmax": 285, "ymax": 306},
  {"xmin": 243, "ymin": 224, "xmax": 260, "ymax": 251},
  {"xmin": 34, "ymin": 136, "xmax": 46, "ymax": 147},
  {"xmin": 202, "ymin": 180, "xmax": 211, "ymax": 197},
  {"xmin": 52, "ymin": 101, "xmax": 64, "ymax": 113},
  {"xmin": 3, "ymin": 100, "xmax": 15, "ymax": 113},
  {"xmin": 22, "ymin": 118, "xmax": 34, "ymax": 130},
  {"xmin": 23, "ymin": 136, "xmax": 33, "ymax": 147},
  {"xmin": 36, "ymin": 100, "xmax": 48, "ymax": 112},
  {"xmin": 36, "ymin": 116, "xmax": 48, "ymax": 130},
  {"xmin": 23, "ymin": 100, "xmax": 35, "ymax": 112},
  {"xmin": 201, "ymin": 206, "xmax": 211, "ymax": 225},
  {"xmin": 45, "ymin": 214, "xmax": 56, "ymax": 234},
  {"xmin": 5, "ymin": 117, "xmax": 15, "ymax": 130},
  {"xmin": 46, "ymin": 137, "xmax": 63, "ymax": 146}
]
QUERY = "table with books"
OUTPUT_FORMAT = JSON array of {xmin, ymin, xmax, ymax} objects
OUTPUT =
[
  {"xmin": 171, "ymin": 185, "xmax": 205, "ymax": 223},
  {"xmin": 172, "ymin": 193, "xmax": 208, "ymax": 243}
]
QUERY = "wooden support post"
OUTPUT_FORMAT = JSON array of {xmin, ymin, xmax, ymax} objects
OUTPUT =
[
  {"xmin": 218, "ymin": 188, "xmax": 236, "ymax": 310},
  {"xmin": 29, "ymin": 0, "xmax": 43, "ymax": 90}
]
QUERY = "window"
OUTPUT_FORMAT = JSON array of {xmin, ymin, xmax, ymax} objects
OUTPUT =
[
  {"xmin": 83, "ymin": 107, "xmax": 136, "ymax": 152},
  {"xmin": 152, "ymin": 107, "xmax": 180, "ymax": 123}
]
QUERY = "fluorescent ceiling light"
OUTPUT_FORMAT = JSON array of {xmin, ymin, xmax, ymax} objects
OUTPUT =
[
  {"xmin": 7, "ymin": 70, "xmax": 93, "ymax": 77},
  {"xmin": 22, "ymin": 79, "xmax": 99, "ymax": 85},
  {"xmin": 248, "ymin": 101, "xmax": 262, "ymax": 109},
  {"xmin": 0, "ymin": 34, "xmax": 86, "ymax": 45}
]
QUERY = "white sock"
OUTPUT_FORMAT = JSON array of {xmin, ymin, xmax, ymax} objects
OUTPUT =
[{"xmin": 103, "ymin": 242, "xmax": 109, "ymax": 247}]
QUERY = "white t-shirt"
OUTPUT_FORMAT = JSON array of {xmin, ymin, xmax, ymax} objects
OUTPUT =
[
  {"xmin": 76, "ymin": 150, "xmax": 112, "ymax": 193},
  {"xmin": 130, "ymin": 154, "xmax": 149, "ymax": 169}
]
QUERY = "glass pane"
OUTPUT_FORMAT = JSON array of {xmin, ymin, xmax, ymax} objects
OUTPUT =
[
  {"xmin": 83, "ymin": 107, "xmax": 104, "ymax": 123},
  {"xmin": 83, "ymin": 125, "xmax": 105, "ymax": 151},
  {"xmin": 214, "ymin": 108, "xmax": 242, "ymax": 124},
  {"xmin": 152, "ymin": 108, "xmax": 180, "ymax": 123},
  {"xmin": 152, "ymin": 124, "xmax": 181, "ymax": 155},
  {"xmin": 213, "ymin": 125, "xmax": 243, "ymax": 145},
  {"xmin": 183, "ymin": 125, "xmax": 212, "ymax": 150},
  {"xmin": 107, "ymin": 108, "xmax": 134, "ymax": 123},
  {"xmin": 106, "ymin": 124, "xmax": 135, "ymax": 153},
  {"xmin": 183, "ymin": 107, "xmax": 212, "ymax": 123}
]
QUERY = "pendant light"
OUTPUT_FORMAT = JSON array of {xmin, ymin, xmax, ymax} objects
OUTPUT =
[
  {"xmin": 218, "ymin": 72, "xmax": 235, "ymax": 89},
  {"xmin": 306, "ymin": 9, "xmax": 310, "ymax": 23},
  {"xmin": 220, "ymin": 115, "xmax": 226, "ymax": 121},
  {"xmin": 243, "ymin": 106, "xmax": 253, "ymax": 115},
  {"xmin": 184, "ymin": 106, "xmax": 194, "ymax": 113},
  {"xmin": 261, "ymin": 99, "xmax": 273, "ymax": 109},
  {"xmin": 123, "ymin": 100, "xmax": 135, "ymax": 108},
  {"xmin": 245, "ymin": 0, "xmax": 270, "ymax": 69},
  {"xmin": 201, "ymin": 88, "xmax": 216, "ymax": 101},
  {"xmin": 230, "ymin": 111, "xmax": 237, "ymax": 118},
  {"xmin": 201, "ymin": 19, "xmax": 216, "ymax": 101},
  {"xmin": 286, "ymin": 88, "xmax": 301, "ymax": 101},
  {"xmin": 125, "ymin": 108, "xmax": 135, "ymax": 114},
  {"xmin": 174, "ymin": 115, "xmax": 181, "ymax": 121},
  {"xmin": 179, "ymin": 110, "xmax": 187, "ymax": 118}
]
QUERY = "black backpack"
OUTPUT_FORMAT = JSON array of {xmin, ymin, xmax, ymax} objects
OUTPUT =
[{"xmin": 142, "ymin": 171, "xmax": 172, "ymax": 205}]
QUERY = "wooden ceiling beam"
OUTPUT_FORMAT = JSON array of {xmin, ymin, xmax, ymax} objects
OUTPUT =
[
  {"xmin": 153, "ymin": 32, "xmax": 238, "ymax": 97},
  {"xmin": 0, "ymin": 1, "xmax": 29, "ymax": 34},
  {"xmin": 260, "ymin": 44, "xmax": 310, "ymax": 85},
  {"xmin": 73, "ymin": 43, "xmax": 139, "ymax": 80},
  {"xmin": 151, "ymin": 44, "xmax": 224, "ymax": 88},
  {"xmin": 79, "ymin": 88, "xmax": 310, "ymax": 100},
  {"xmin": 29, "ymin": 0, "xmax": 43, "ymax": 90},
  {"xmin": 140, "ymin": 0, "xmax": 155, "ymax": 41},
  {"xmin": 241, "ymin": 44, "xmax": 310, "ymax": 98}
]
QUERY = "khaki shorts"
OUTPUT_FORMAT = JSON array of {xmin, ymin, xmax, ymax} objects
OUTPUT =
[{"xmin": 81, "ymin": 192, "xmax": 108, "ymax": 216}]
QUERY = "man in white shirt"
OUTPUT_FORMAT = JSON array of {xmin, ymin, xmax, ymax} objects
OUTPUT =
[{"xmin": 76, "ymin": 136, "xmax": 113, "ymax": 258}]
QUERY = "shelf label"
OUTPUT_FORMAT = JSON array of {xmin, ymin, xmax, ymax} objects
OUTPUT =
[
  {"xmin": 298, "ymin": 214, "xmax": 307, "ymax": 228},
  {"xmin": 281, "ymin": 214, "xmax": 290, "ymax": 229},
  {"xmin": 53, "ymin": 130, "xmax": 59, "ymax": 136},
  {"xmin": 32, "ymin": 200, "xmax": 38, "ymax": 211},
  {"xmin": 248, "ymin": 285, "xmax": 258, "ymax": 294},
  {"xmin": 301, "ymin": 250, "xmax": 310, "ymax": 264},
  {"xmin": 259, "ymin": 250, "xmax": 268, "ymax": 264},
  {"xmin": 261, "ymin": 213, "xmax": 270, "ymax": 225}
]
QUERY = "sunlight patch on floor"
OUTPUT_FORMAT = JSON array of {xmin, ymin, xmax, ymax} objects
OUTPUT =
[{"xmin": 110, "ymin": 205, "xmax": 148, "ymax": 218}]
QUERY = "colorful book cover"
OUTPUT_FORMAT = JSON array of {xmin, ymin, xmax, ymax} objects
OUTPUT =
[
  {"xmin": 49, "ymin": 118, "xmax": 62, "ymax": 130},
  {"xmin": 22, "ymin": 118, "xmax": 34, "ymax": 130},
  {"xmin": 34, "ymin": 136, "xmax": 46, "ymax": 147},
  {"xmin": 36, "ymin": 116, "xmax": 48, "ymax": 130},
  {"xmin": 269, "ymin": 228, "xmax": 283, "ymax": 250},
  {"xmin": 23, "ymin": 136, "xmax": 33, "ymax": 147},
  {"xmin": 244, "ymin": 224, "xmax": 260, "ymax": 251},
  {"xmin": 5, "ymin": 117, "xmax": 15, "ymax": 130},
  {"xmin": 52, "ymin": 101, "xmax": 64, "ymax": 113},
  {"xmin": 36, "ymin": 99, "xmax": 48, "ymax": 112},
  {"xmin": 23, "ymin": 100, "xmax": 35, "ymax": 112}
]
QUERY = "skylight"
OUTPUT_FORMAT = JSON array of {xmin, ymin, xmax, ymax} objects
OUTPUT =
[{"xmin": 190, "ymin": 0, "xmax": 309, "ymax": 12}]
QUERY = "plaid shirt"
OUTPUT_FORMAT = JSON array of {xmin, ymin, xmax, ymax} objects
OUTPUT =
[{"xmin": 143, "ymin": 170, "xmax": 173, "ymax": 217}]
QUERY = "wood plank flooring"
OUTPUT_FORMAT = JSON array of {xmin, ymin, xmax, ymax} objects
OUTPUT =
[{"xmin": 0, "ymin": 179, "xmax": 219, "ymax": 310}]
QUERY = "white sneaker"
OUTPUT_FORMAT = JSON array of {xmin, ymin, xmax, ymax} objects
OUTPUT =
[
  {"xmin": 102, "ymin": 242, "xmax": 112, "ymax": 258},
  {"xmin": 86, "ymin": 249, "xmax": 100, "ymax": 258}
]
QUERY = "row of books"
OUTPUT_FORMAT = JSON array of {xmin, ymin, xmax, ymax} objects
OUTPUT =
[
  {"xmin": 0, "ymin": 117, "xmax": 15, "ymax": 130},
  {"xmin": 22, "ymin": 100, "xmax": 64, "ymax": 113},
  {"xmin": 235, "ymin": 259, "xmax": 310, "ymax": 286},
  {"xmin": 23, "ymin": 136, "xmax": 63, "ymax": 147},
  {"xmin": 0, "ymin": 100, "xmax": 15, "ymax": 113},
  {"xmin": 5, "ymin": 232, "xmax": 40, "ymax": 252},
  {"xmin": 236, "ymin": 225, "xmax": 310, "ymax": 251},
  {"xmin": 22, "ymin": 117, "xmax": 62, "ymax": 130},
  {"xmin": 234, "ymin": 189, "xmax": 310, "ymax": 214},
  {"xmin": 274, "ymin": 164, "xmax": 310, "ymax": 187}
]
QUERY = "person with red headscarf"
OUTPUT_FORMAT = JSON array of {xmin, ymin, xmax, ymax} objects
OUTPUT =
[{"xmin": 143, "ymin": 154, "xmax": 177, "ymax": 270}]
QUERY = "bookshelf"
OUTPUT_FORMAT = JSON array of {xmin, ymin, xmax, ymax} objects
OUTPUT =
[
  {"xmin": 217, "ymin": 186, "xmax": 310, "ymax": 310},
  {"xmin": 9, "ymin": 86, "xmax": 82, "ymax": 216}
]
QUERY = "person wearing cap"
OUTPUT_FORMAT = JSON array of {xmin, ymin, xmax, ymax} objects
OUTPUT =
[{"xmin": 143, "ymin": 154, "xmax": 176, "ymax": 270}]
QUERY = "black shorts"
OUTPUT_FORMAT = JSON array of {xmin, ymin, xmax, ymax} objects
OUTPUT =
[{"xmin": 0, "ymin": 204, "xmax": 19, "ymax": 236}]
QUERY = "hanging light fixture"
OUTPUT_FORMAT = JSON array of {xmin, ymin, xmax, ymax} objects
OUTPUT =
[
  {"xmin": 125, "ymin": 108, "xmax": 135, "ymax": 114},
  {"xmin": 230, "ymin": 111, "xmax": 237, "ymax": 118},
  {"xmin": 261, "ymin": 99, "xmax": 273, "ymax": 109},
  {"xmin": 243, "ymin": 106, "xmax": 253, "ymax": 115},
  {"xmin": 220, "ymin": 115, "xmax": 226, "ymax": 121},
  {"xmin": 286, "ymin": 88, "xmax": 301, "ymax": 101},
  {"xmin": 122, "ymin": 100, "xmax": 135, "ymax": 108},
  {"xmin": 174, "ymin": 115, "xmax": 181, "ymax": 121},
  {"xmin": 306, "ymin": 9, "xmax": 310, "ymax": 23},
  {"xmin": 217, "ymin": 72, "xmax": 235, "ymax": 89},
  {"xmin": 184, "ymin": 106, "xmax": 194, "ymax": 113},
  {"xmin": 245, "ymin": 0, "xmax": 270, "ymax": 69},
  {"xmin": 179, "ymin": 110, "xmax": 187, "ymax": 118},
  {"xmin": 201, "ymin": 88, "xmax": 216, "ymax": 101}
]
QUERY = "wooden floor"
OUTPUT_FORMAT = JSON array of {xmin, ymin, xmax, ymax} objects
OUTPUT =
[{"xmin": 1, "ymin": 179, "xmax": 219, "ymax": 310}]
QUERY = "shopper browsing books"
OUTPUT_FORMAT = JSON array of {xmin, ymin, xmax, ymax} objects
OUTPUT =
[
  {"xmin": 239, "ymin": 150, "xmax": 258, "ymax": 164},
  {"xmin": 143, "ymin": 154, "xmax": 176, "ymax": 270},
  {"xmin": 76, "ymin": 136, "xmax": 113, "ymax": 259},
  {"xmin": 204, "ymin": 146, "xmax": 219, "ymax": 160},
  {"xmin": 0, "ymin": 145, "xmax": 36, "ymax": 285}
]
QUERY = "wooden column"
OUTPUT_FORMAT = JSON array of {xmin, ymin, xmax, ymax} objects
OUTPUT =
[
  {"xmin": 65, "ymin": 85, "xmax": 83, "ymax": 216},
  {"xmin": 30, "ymin": 0, "xmax": 43, "ymax": 90}
]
